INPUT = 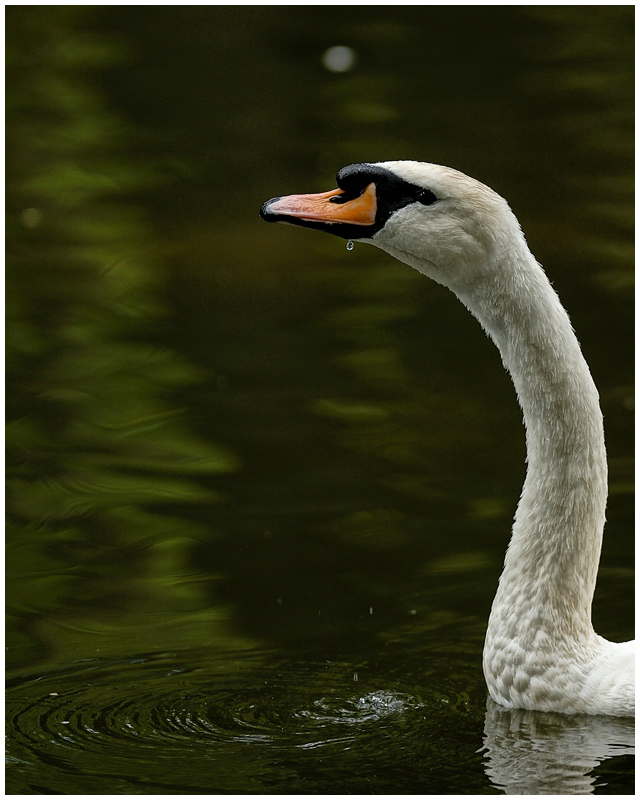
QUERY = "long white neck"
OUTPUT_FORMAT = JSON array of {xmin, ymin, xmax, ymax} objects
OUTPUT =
[
  {"xmin": 459, "ymin": 241, "xmax": 606, "ymax": 649},
  {"xmin": 368, "ymin": 183, "xmax": 631, "ymax": 714}
]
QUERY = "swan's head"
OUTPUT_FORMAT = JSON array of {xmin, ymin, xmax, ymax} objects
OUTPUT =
[{"xmin": 260, "ymin": 161, "xmax": 525, "ymax": 292}]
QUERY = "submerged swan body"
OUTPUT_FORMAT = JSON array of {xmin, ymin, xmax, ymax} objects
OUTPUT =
[{"xmin": 260, "ymin": 161, "xmax": 634, "ymax": 717}]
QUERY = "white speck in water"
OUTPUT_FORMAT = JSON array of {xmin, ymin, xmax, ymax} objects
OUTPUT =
[
  {"xmin": 353, "ymin": 672, "xmax": 358, "ymax": 682},
  {"xmin": 322, "ymin": 45, "xmax": 357, "ymax": 73},
  {"xmin": 346, "ymin": 239, "xmax": 354, "ymax": 251}
]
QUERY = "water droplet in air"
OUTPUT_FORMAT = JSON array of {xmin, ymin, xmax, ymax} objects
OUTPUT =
[{"xmin": 346, "ymin": 239, "xmax": 354, "ymax": 251}]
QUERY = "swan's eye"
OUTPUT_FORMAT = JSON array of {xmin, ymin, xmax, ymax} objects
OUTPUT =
[{"xmin": 416, "ymin": 188, "xmax": 437, "ymax": 206}]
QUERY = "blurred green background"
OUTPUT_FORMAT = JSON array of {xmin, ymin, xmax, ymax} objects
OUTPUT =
[{"xmin": 5, "ymin": 6, "xmax": 634, "ymax": 794}]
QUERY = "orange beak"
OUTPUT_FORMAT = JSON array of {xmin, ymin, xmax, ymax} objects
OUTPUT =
[{"xmin": 264, "ymin": 182, "xmax": 377, "ymax": 226}]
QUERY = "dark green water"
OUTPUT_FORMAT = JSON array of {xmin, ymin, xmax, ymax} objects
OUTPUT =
[{"xmin": 6, "ymin": 7, "xmax": 634, "ymax": 794}]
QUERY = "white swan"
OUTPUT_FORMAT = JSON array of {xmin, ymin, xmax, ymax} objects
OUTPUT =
[{"xmin": 260, "ymin": 161, "xmax": 634, "ymax": 717}]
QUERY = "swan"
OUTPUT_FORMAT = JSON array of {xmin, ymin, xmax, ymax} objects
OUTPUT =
[{"xmin": 260, "ymin": 161, "xmax": 634, "ymax": 717}]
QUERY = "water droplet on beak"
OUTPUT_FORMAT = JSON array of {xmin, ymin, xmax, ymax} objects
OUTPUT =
[{"xmin": 346, "ymin": 239, "xmax": 354, "ymax": 251}]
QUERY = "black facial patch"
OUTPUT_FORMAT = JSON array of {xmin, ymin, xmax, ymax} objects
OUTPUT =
[{"xmin": 260, "ymin": 163, "xmax": 438, "ymax": 241}]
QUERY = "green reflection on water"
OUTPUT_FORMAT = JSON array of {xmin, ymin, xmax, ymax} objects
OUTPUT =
[{"xmin": 6, "ymin": 7, "xmax": 241, "ymax": 670}]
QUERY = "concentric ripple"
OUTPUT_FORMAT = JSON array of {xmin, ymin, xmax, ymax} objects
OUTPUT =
[{"xmin": 6, "ymin": 652, "xmax": 432, "ymax": 793}]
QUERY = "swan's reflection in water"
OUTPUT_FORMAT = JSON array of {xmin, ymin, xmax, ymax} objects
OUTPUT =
[{"xmin": 481, "ymin": 699, "xmax": 634, "ymax": 794}]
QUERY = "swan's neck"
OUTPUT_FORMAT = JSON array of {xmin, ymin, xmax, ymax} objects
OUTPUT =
[
  {"xmin": 373, "ymin": 213, "xmax": 629, "ymax": 713},
  {"xmin": 460, "ymin": 244, "xmax": 606, "ymax": 648}
]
